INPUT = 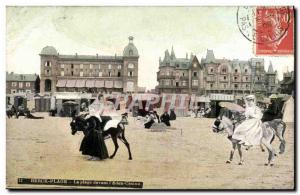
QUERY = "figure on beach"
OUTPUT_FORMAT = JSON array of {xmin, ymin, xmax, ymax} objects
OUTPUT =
[
  {"xmin": 80, "ymin": 93, "xmax": 109, "ymax": 160},
  {"xmin": 232, "ymin": 95, "xmax": 263, "ymax": 146}
]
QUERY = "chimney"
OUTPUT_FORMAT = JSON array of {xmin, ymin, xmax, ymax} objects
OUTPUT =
[
  {"xmin": 96, "ymin": 53, "xmax": 98, "ymax": 59},
  {"xmin": 75, "ymin": 53, "xmax": 78, "ymax": 57},
  {"xmin": 186, "ymin": 53, "xmax": 188, "ymax": 59}
]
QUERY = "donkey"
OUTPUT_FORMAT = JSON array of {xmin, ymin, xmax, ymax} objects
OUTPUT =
[
  {"xmin": 70, "ymin": 113, "xmax": 132, "ymax": 160},
  {"xmin": 212, "ymin": 108, "xmax": 286, "ymax": 166}
]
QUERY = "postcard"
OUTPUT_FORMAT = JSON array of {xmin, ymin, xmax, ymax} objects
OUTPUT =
[{"xmin": 6, "ymin": 6, "xmax": 295, "ymax": 190}]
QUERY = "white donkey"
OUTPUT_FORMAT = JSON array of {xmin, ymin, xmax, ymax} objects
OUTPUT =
[{"xmin": 212, "ymin": 109, "xmax": 286, "ymax": 166}]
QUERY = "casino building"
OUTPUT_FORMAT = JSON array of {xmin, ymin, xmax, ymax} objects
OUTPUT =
[
  {"xmin": 156, "ymin": 48, "xmax": 278, "ymax": 95},
  {"xmin": 39, "ymin": 36, "xmax": 139, "ymax": 94}
]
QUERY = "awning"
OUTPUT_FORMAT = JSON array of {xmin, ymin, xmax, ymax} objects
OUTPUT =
[
  {"xmin": 114, "ymin": 81, "xmax": 123, "ymax": 88},
  {"xmin": 86, "ymin": 80, "xmax": 95, "ymax": 88},
  {"xmin": 56, "ymin": 80, "xmax": 67, "ymax": 87},
  {"xmin": 75, "ymin": 80, "xmax": 86, "ymax": 88},
  {"xmin": 66, "ymin": 80, "xmax": 76, "ymax": 88},
  {"xmin": 196, "ymin": 96, "xmax": 210, "ymax": 102},
  {"xmin": 105, "ymin": 81, "xmax": 113, "ymax": 88},
  {"xmin": 95, "ymin": 80, "xmax": 104, "ymax": 88}
]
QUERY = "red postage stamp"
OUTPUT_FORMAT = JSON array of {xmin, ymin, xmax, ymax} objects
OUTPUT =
[
  {"xmin": 255, "ymin": 6, "xmax": 294, "ymax": 55},
  {"xmin": 237, "ymin": 6, "xmax": 294, "ymax": 55}
]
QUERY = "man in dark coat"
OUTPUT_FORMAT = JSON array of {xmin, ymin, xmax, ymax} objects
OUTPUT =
[{"xmin": 160, "ymin": 111, "xmax": 171, "ymax": 126}]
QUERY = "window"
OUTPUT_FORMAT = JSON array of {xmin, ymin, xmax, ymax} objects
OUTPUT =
[
  {"xmin": 246, "ymin": 84, "xmax": 248, "ymax": 88},
  {"xmin": 223, "ymin": 84, "xmax": 226, "ymax": 88},
  {"xmin": 80, "ymin": 71, "xmax": 83, "ymax": 77},
  {"xmin": 234, "ymin": 84, "xmax": 238, "ymax": 89},
  {"xmin": 166, "ymin": 71, "xmax": 170, "ymax": 76},
  {"xmin": 25, "ymin": 82, "xmax": 30, "ymax": 87},
  {"xmin": 71, "ymin": 71, "xmax": 74, "ymax": 76},
  {"xmin": 192, "ymin": 80, "xmax": 198, "ymax": 86},
  {"xmin": 11, "ymin": 82, "xmax": 17, "ymax": 87},
  {"xmin": 128, "ymin": 71, "xmax": 133, "ymax": 77},
  {"xmin": 26, "ymin": 90, "xmax": 31, "ymax": 93},
  {"xmin": 129, "ymin": 49, "xmax": 133, "ymax": 55},
  {"xmin": 193, "ymin": 72, "xmax": 198, "ymax": 77},
  {"xmin": 71, "ymin": 64, "xmax": 74, "ymax": 69},
  {"xmin": 118, "ymin": 65, "xmax": 122, "ymax": 69},
  {"xmin": 61, "ymin": 71, "xmax": 64, "ymax": 76},
  {"xmin": 11, "ymin": 89, "xmax": 16, "ymax": 94},
  {"xmin": 80, "ymin": 64, "xmax": 83, "ymax": 69},
  {"xmin": 182, "ymin": 73, "xmax": 185, "ymax": 77},
  {"xmin": 90, "ymin": 64, "xmax": 93, "ymax": 69},
  {"xmin": 108, "ymin": 64, "xmax": 112, "ymax": 69},
  {"xmin": 235, "ymin": 69, "xmax": 238, "ymax": 73},
  {"xmin": 118, "ymin": 72, "xmax": 121, "ymax": 77},
  {"xmin": 210, "ymin": 83, "xmax": 213, "ymax": 88},
  {"xmin": 182, "ymin": 81, "xmax": 187, "ymax": 86},
  {"xmin": 19, "ymin": 82, "xmax": 23, "ymax": 88},
  {"xmin": 210, "ymin": 68, "xmax": 213, "ymax": 73},
  {"xmin": 234, "ymin": 76, "xmax": 237, "ymax": 81},
  {"xmin": 176, "ymin": 82, "xmax": 179, "ymax": 87},
  {"xmin": 245, "ymin": 69, "xmax": 248, "ymax": 73},
  {"xmin": 108, "ymin": 71, "xmax": 111, "ymax": 77},
  {"xmin": 61, "ymin": 64, "xmax": 64, "ymax": 68},
  {"xmin": 45, "ymin": 61, "xmax": 51, "ymax": 67},
  {"xmin": 99, "ymin": 72, "xmax": 102, "ymax": 77},
  {"xmin": 224, "ymin": 76, "xmax": 226, "ymax": 80},
  {"xmin": 45, "ymin": 70, "xmax": 50, "ymax": 75},
  {"xmin": 222, "ymin": 68, "xmax": 227, "ymax": 73},
  {"xmin": 128, "ymin": 63, "xmax": 134, "ymax": 69},
  {"xmin": 246, "ymin": 77, "xmax": 248, "ymax": 81},
  {"xmin": 165, "ymin": 80, "xmax": 170, "ymax": 86},
  {"xmin": 257, "ymin": 77, "xmax": 260, "ymax": 81},
  {"xmin": 19, "ymin": 89, "xmax": 24, "ymax": 93}
]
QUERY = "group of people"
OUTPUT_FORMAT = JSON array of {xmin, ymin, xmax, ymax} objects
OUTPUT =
[{"xmin": 143, "ymin": 109, "xmax": 176, "ymax": 129}]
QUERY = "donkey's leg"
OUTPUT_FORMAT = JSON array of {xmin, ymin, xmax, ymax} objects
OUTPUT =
[
  {"xmin": 226, "ymin": 142, "xmax": 237, "ymax": 164},
  {"xmin": 261, "ymin": 138, "xmax": 275, "ymax": 166},
  {"xmin": 260, "ymin": 144, "xmax": 265, "ymax": 152},
  {"xmin": 109, "ymin": 136, "xmax": 119, "ymax": 159},
  {"xmin": 276, "ymin": 125, "xmax": 286, "ymax": 154},
  {"xmin": 119, "ymin": 133, "xmax": 133, "ymax": 160},
  {"xmin": 237, "ymin": 144, "xmax": 244, "ymax": 165}
]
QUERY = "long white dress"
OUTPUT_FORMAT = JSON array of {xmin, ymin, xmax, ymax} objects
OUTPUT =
[{"xmin": 232, "ymin": 105, "xmax": 263, "ymax": 146}]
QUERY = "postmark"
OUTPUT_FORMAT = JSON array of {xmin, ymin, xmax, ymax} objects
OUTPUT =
[{"xmin": 237, "ymin": 6, "xmax": 294, "ymax": 55}]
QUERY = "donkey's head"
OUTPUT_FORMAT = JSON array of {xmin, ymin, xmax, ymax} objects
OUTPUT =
[
  {"xmin": 212, "ymin": 108, "xmax": 234, "ymax": 134},
  {"xmin": 70, "ymin": 114, "xmax": 88, "ymax": 135},
  {"xmin": 121, "ymin": 112, "xmax": 129, "ymax": 125}
]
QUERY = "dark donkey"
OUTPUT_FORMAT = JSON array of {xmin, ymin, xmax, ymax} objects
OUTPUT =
[{"xmin": 70, "ymin": 113, "xmax": 132, "ymax": 160}]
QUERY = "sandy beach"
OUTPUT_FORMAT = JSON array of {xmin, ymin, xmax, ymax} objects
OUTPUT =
[{"xmin": 6, "ymin": 113, "xmax": 294, "ymax": 189}]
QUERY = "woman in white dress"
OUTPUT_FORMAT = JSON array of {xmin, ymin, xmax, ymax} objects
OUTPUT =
[{"xmin": 232, "ymin": 95, "xmax": 263, "ymax": 146}]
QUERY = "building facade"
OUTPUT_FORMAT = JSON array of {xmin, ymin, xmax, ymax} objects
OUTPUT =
[
  {"xmin": 157, "ymin": 48, "xmax": 278, "ymax": 96},
  {"xmin": 280, "ymin": 70, "xmax": 294, "ymax": 95},
  {"xmin": 6, "ymin": 72, "xmax": 38, "ymax": 94},
  {"xmin": 40, "ymin": 36, "xmax": 139, "ymax": 94}
]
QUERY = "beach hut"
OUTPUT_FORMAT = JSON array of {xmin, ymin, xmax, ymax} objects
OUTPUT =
[{"xmin": 282, "ymin": 96, "xmax": 294, "ymax": 123}]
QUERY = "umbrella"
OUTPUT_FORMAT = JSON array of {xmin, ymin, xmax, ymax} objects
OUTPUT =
[{"xmin": 219, "ymin": 102, "xmax": 245, "ymax": 112}]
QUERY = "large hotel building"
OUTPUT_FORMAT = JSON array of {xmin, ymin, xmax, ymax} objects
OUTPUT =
[
  {"xmin": 39, "ymin": 36, "xmax": 139, "ymax": 94},
  {"xmin": 156, "ymin": 48, "xmax": 278, "ymax": 96}
]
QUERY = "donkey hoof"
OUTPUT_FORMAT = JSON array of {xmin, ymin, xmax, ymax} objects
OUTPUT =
[
  {"xmin": 264, "ymin": 163, "xmax": 269, "ymax": 166},
  {"xmin": 274, "ymin": 153, "xmax": 277, "ymax": 157},
  {"xmin": 270, "ymin": 163, "xmax": 274, "ymax": 167},
  {"xmin": 238, "ymin": 162, "xmax": 243, "ymax": 165},
  {"xmin": 109, "ymin": 156, "xmax": 114, "ymax": 159},
  {"xmin": 226, "ymin": 160, "xmax": 231, "ymax": 164},
  {"xmin": 279, "ymin": 151, "xmax": 284, "ymax": 154},
  {"xmin": 261, "ymin": 149, "xmax": 265, "ymax": 152},
  {"xmin": 129, "ymin": 157, "xmax": 133, "ymax": 160}
]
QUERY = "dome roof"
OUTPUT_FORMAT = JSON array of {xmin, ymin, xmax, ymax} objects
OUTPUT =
[
  {"xmin": 123, "ymin": 36, "xmax": 139, "ymax": 57},
  {"xmin": 40, "ymin": 46, "xmax": 58, "ymax": 56}
]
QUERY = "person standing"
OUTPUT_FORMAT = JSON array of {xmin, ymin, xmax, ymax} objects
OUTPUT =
[{"xmin": 80, "ymin": 93, "xmax": 109, "ymax": 160}]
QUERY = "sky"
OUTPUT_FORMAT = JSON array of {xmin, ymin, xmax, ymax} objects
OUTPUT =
[{"xmin": 6, "ymin": 6, "xmax": 294, "ymax": 90}]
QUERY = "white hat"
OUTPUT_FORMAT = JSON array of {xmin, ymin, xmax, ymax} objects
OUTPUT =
[{"xmin": 246, "ymin": 95, "xmax": 255, "ymax": 100}]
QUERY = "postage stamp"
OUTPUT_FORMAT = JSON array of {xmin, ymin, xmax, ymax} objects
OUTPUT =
[{"xmin": 237, "ymin": 6, "xmax": 294, "ymax": 55}]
